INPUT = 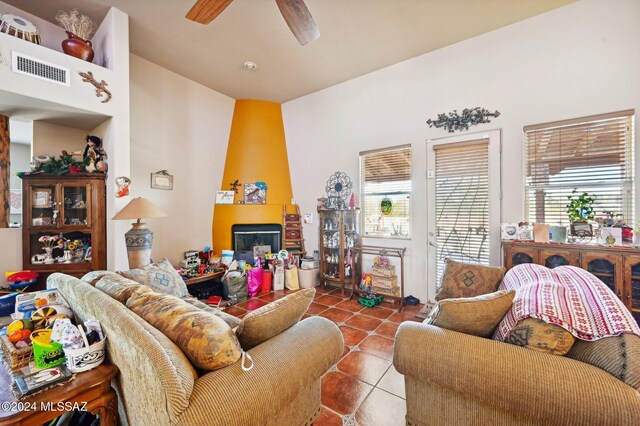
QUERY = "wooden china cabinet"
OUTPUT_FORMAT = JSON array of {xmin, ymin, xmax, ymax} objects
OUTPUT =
[
  {"xmin": 503, "ymin": 241, "xmax": 640, "ymax": 325},
  {"xmin": 20, "ymin": 174, "xmax": 106, "ymax": 288},
  {"xmin": 318, "ymin": 209, "xmax": 361, "ymax": 295}
]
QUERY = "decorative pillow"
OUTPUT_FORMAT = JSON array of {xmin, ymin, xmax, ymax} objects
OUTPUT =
[
  {"xmin": 119, "ymin": 258, "xmax": 189, "ymax": 298},
  {"xmin": 81, "ymin": 271, "xmax": 121, "ymax": 286},
  {"xmin": 435, "ymin": 259, "xmax": 505, "ymax": 301},
  {"xmin": 127, "ymin": 291, "xmax": 241, "ymax": 371},
  {"xmin": 237, "ymin": 288, "xmax": 315, "ymax": 350},
  {"xmin": 425, "ymin": 290, "xmax": 515, "ymax": 338},
  {"xmin": 507, "ymin": 318, "xmax": 575, "ymax": 356},
  {"xmin": 567, "ymin": 333, "xmax": 640, "ymax": 389},
  {"xmin": 95, "ymin": 275, "xmax": 154, "ymax": 304}
]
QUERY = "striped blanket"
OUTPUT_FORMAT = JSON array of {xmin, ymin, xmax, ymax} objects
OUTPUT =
[{"xmin": 493, "ymin": 263, "xmax": 640, "ymax": 341}]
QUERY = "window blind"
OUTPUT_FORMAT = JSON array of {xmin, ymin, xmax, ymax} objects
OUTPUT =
[
  {"xmin": 434, "ymin": 140, "xmax": 490, "ymax": 282},
  {"xmin": 359, "ymin": 145, "xmax": 411, "ymax": 238},
  {"xmin": 524, "ymin": 110, "xmax": 634, "ymax": 225}
]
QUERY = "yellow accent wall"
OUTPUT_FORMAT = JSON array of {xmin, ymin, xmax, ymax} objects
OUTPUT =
[{"xmin": 212, "ymin": 100, "xmax": 294, "ymax": 254}]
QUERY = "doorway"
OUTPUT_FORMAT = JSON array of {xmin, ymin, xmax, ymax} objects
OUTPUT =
[{"xmin": 426, "ymin": 130, "xmax": 501, "ymax": 294}]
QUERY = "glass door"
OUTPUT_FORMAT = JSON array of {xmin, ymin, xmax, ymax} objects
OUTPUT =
[
  {"xmin": 427, "ymin": 130, "xmax": 501, "ymax": 293},
  {"xmin": 320, "ymin": 210, "xmax": 341, "ymax": 280},
  {"xmin": 28, "ymin": 184, "xmax": 57, "ymax": 228},
  {"xmin": 61, "ymin": 183, "xmax": 91, "ymax": 228},
  {"xmin": 625, "ymin": 255, "xmax": 640, "ymax": 325}
]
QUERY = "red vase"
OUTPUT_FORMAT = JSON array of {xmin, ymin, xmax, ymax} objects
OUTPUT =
[{"xmin": 61, "ymin": 31, "xmax": 94, "ymax": 62}]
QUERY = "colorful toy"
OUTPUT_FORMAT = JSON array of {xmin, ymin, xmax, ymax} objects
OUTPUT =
[
  {"xmin": 358, "ymin": 293, "xmax": 383, "ymax": 308},
  {"xmin": 6, "ymin": 271, "xmax": 39, "ymax": 289},
  {"xmin": 0, "ymin": 292, "xmax": 19, "ymax": 317}
]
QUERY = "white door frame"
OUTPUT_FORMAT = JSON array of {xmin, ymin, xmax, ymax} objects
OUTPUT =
[{"xmin": 426, "ymin": 129, "xmax": 502, "ymax": 296}]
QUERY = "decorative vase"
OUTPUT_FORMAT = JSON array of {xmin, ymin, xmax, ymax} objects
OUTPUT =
[
  {"xmin": 61, "ymin": 31, "xmax": 94, "ymax": 62},
  {"xmin": 43, "ymin": 247, "xmax": 54, "ymax": 264},
  {"xmin": 63, "ymin": 250, "xmax": 73, "ymax": 263}
]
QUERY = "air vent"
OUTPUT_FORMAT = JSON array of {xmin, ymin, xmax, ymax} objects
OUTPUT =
[{"xmin": 11, "ymin": 52, "xmax": 70, "ymax": 86}]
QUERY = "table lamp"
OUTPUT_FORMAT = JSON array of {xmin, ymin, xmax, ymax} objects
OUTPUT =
[{"xmin": 112, "ymin": 197, "xmax": 167, "ymax": 268}]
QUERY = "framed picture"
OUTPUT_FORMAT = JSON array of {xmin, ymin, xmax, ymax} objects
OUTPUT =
[
  {"xmin": 33, "ymin": 188, "xmax": 51, "ymax": 207},
  {"xmin": 244, "ymin": 183, "xmax": 266, "ymax": 204},
  {"xmin": 10, "ymin": 189, "xmax": 22, "ymax": 214},
  {"xmin": 501, "ymin": 223, "xmax": 519, "ymax": 240},
  {"xmin": 600, "ymin": 227, "xmax": 622, "ymax": 246},
  {"xmin": 151, "ymin": 172, "xmax": 173, "ymax": 190},
  {"xmin": 215, "ymin": 191, "xmax": 235, "ymax": 205},
  {"xmin": 570, "ymin": 222, "xmax": 593, "ymax": 237}
]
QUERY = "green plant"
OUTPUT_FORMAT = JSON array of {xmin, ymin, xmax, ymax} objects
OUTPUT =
[
  {"xmin": 40, "ymin": 154, "xmax": 88, "ymax": 175},
  {"xmin": 566, "ymin": 189, "xmax": 596, "ymax": 222}
]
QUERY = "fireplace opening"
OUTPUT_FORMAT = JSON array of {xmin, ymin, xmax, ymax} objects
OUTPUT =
[{"xmin": 232, "ymin": 224, "xmax": 282, "ymax": 258}]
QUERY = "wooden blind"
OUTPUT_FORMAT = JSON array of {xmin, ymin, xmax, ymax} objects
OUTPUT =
[
  {"xmin": 360, "ymin": 145, "xmax": 412, "ymax": 238},
  {"xmin": 435, "ymin": 140, "xmax": 490, "ymax": 281},
  {"xmin": 524, "ymin": 110, "xmax": 634, "ymax": 224}
]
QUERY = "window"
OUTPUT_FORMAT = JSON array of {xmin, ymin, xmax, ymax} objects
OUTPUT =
[
  {"xmin": 360, "ymin": 145, "xmax": 411, "ymax": 238},
  {"xmin": 525, "ymin": 110, "xmax": 634, "ymax": 225}
]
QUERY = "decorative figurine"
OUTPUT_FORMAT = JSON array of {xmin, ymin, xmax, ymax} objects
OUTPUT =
[{"xmin": 63, "ymin": 135, "xmax": 107, "ymax": 173}]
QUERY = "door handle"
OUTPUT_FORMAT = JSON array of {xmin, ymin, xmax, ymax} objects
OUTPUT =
[{"xmin": 428, "ymin": 241, "xmax": 437, "ymax": 248}]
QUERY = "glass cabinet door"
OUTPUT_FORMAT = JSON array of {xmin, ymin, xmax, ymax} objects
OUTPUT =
[
  {"xmin": 625, "ymin": 255, "xmax": 640, "ymax": 325},
  {"xmin": 320, "ymin": 211, "xmax": 341, "ymax": 279},
  {"xmin": 343, "ymin": 211, "xmax": 360, "ymax": 281},
  {"xmin": 540, "ymin": 250, "xmax": 577, "ymax": 269},
  {"xmin": 581, "ymin": 253, "xmax": 623, "ymax": 299},
  {"xmin": 61, "ymin": 184, "xmax": 91, "ymax": 227},
  {"xmin": 29, "ymin": 185, "xmax": 57, "ymax": 228}
]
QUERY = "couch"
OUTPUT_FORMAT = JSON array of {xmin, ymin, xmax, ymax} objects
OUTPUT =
[
  {"xmin": 47, "ymin": 273, "xmax": 344, "ymax": 426},
  {"xmin": 394, "ymin": 264, "xmax": 640, "ymax": 426}
]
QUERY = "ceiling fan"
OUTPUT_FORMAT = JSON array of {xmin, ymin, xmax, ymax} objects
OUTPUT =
[{"xmin": 186, "ymin": 0, "xmax": 320, "ymax": 46}]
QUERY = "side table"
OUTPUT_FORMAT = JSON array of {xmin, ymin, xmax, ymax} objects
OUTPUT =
[{"xmin": 0, "ymin": 364, "xmax": 119, "ymax": 426}]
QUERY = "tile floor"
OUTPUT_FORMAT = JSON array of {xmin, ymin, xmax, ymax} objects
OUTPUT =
[{"xmin": 227, "ymin": 285, "xmax": 424, "ymax": 426}]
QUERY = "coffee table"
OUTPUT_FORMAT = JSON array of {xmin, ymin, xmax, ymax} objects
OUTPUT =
[{"xmin": 0, "ymin": 364, "xmax": 118, "ymax": 426}]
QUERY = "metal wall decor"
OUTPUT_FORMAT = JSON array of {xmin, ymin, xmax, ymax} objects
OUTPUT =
[
  {"xmin": 79, "ymin": 71, "xmax": 112, "ymax": 103},
  {"xmin": 325, "ymin": 171, "xmax": 352, "ymax": 209},
  {"xmin": 427, "ymin": 107, "xmax": 500, "ymax": 133}
]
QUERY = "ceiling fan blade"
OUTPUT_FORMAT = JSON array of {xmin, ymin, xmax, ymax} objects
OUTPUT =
[
  {"xmin": 275, "ymin": 0, "xmax": 320, "ymax": 46},
  {"xmin": 186, "ymin": 0, "xmax": 234, "ymax": 24}
]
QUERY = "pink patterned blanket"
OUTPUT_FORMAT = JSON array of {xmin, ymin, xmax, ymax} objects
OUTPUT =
[{"xmin": 493, "ymin": 263, "xmax": 640, "ymax": 341}]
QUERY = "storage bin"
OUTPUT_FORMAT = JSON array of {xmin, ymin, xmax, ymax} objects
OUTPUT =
[
  {"xmin": 64, "ymin": 338, "xmax": 107, "ymax": 373},
  {"xmin": 298, "ymin": 267, "xmax": 320, "ymax": 288},
  {"xmin": 372, "ymin": 265, "xmax": 396, "ymax": 277},
  {"xmin": 371, "ymin": 275, "xmax": 397, "ymax": 289}
]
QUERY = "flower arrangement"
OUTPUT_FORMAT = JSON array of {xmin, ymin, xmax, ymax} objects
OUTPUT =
[
  {"xmin": 38, "ymin": 235, "xmax": 60, "ymax": 247},
  {"xmin": 55, "ymin": 9, "xmax": 95, "ymax": 41},
  {"xmin": 57, "ymin": 238, "xmax": 82, "ymax": 251}
]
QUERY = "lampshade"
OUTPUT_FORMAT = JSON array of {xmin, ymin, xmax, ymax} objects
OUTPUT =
[{"xmin": 112, "ymin": 197, "xmax": 167, "ymax": 221}]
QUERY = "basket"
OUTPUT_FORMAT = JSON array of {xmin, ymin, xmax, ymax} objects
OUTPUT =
[
  {"xmin": 0, "ymin": 333, "xmax": 34, "ymax": 370},
  {"xmin": 64, "ymin": 337, "xmax": 106, "ymax": 373}
]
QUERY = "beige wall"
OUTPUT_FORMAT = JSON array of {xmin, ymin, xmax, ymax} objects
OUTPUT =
[
  {"xmin": 32, "ymin": 121, "xmax": 87, "ymax": 159},
  {"xmin": 128, "ymin": 54, "xmax": 234, "ymax": 267},
  {"xmin": 282, "ymin": 0, "xmax": 640, "ymax": 301}
]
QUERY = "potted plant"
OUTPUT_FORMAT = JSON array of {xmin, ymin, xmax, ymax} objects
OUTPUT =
[{"xmin": 566, "ymin": 189, "xmax": 596, "ymax": 236}]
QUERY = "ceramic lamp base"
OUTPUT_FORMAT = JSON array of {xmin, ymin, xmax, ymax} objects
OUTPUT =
[{"xmin": 124, "ymin": 222, "xmax": 154, "ymax": 269}]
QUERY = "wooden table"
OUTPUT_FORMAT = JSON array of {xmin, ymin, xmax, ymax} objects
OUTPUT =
[
  {"xmin": 184, "ymin": 270, "xmax": 224, "ymax": 286},
  {"xmin": 0, "ymin": 364, "xmax": 118, "ymax": 426}
]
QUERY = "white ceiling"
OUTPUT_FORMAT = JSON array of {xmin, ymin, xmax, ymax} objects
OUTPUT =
[{"xmin": 4, "ymin": 0, "xmax": 575, "ymax": 103}]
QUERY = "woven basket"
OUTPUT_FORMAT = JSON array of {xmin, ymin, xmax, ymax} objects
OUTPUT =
[{"xmin": 1, "ymin": 334, "xmax": 33, "ymax": 370}]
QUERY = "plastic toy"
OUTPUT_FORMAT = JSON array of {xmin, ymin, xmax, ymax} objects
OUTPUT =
[
  {"xmin": 0, "ymin": 292, "xmax": 19, "ymax": 317},
  {"xmin": 358, "ymin": 293, "xmax": 383, "ymax": 308},
  {"xmin": 6, "ymin": 271, "xmax": 39, "ymax": 289}
]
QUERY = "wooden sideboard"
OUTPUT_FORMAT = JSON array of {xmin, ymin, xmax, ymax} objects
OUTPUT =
[{"xmin": 502, "ymin": 241, "xmax": 640, "ymax": 325}]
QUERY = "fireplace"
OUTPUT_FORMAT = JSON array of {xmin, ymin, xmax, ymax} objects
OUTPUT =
[{"xmin": 232, "ymin": 224, "xmax": 282, "ymax": 256}]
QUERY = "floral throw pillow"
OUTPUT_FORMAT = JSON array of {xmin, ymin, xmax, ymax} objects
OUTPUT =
[{"xmin": 119, "ymin": 258, "xmax": 189, "ymax": 298}]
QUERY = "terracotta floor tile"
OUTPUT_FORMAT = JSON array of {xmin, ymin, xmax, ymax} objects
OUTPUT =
[
  {"xmin": 307, "ymin": 302, "xmax": 330, "ymax": 315},
  {"xmin": 224, "ymin": 306, "xmax": 247, "ymax": 317},
  {"xmin": 315, "ymin": 294, "xmax": 346, "ymax": 306},
  {"xmin": 341, "ymin": 346, "xmax": 350, "ymax": 359},
  {"xmin": 321, "ymin": 371, "xmax": 373, "ymax": 415},
  {"xmin": 258, "ymin": 291, "xmax": 287, "ymax": 302},
  {"xmin": 401, "ymin": 304, "xmax": 424, "ymax": 315},
  {"xmin": 345, "ymin": 315, "xmax": 383, "ymax": 332},
  {"xmin": 360, "ymin": 306, "xmax": 394, "ymax": 320},
  {"xmin": 319, "ymin": 308, "xmax": 354, "ymax": 324},
  {"xmin": 301, "ymin": 313, "xmax": 313, "ymax": 321},
  {"xmin": 337, "ymin": 351, "xmax": 391, "ymax": 386},
  {"xmin": 314, "ymin": 407, "xmax": 343, "ymax": 426},
  {"xmin": 387, "ymin": 311, "xmax": 422, "ymax": 324},
  {"xmin": 377, "ymin": 365, "xmax": 405, "ymax": 399},
  {"xmin": 358, "ymin": 335, "xmax": 395, "ymax": 361},
  {"xmin": 339, "ymin": 326, "xmax": 369, "ymax": 347},
  {"xmin": 355, "ymin": 388, "xmax": 406, "ymax": 426},
  {"xmin": 237, "ymin": 298, "xmax": 270, "ymax": 311},
  {"xmin": 335, "ymin": 299, "xmax": 364, "ymax": 313},
  {"xmin": 315, "ymin": 285, "xmax": 335, "ymax": 294},
  {"xmin": 374, "ymin": 322, "xmax": 400, "ymax": 339}
]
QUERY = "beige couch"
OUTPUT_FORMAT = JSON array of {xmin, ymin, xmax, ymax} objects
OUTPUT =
[
  {"xmin": 394, "ymin": 322, "xmax": 640, "ymax": 425},
  {"xmin": 48, "ymin": 273, "xmax": 343, "ymax": 426}
]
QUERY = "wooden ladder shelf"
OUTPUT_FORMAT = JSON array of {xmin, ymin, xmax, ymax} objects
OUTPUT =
[{"xmin": 283, "ymin": 205, "xmax": 306, "ymax": 257}]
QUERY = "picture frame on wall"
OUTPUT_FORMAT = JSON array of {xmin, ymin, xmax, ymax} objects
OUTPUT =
[
  {"xmin": 151, "ymin": 171, "xmax": 173, "ymax": 190},
  {"xmin": 215, "ymin": 191, "xmax": 235, "ymax": 205},
  {"xmin": 244, "ymin": 183, "xmax": 266, "ymax": 204}
]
